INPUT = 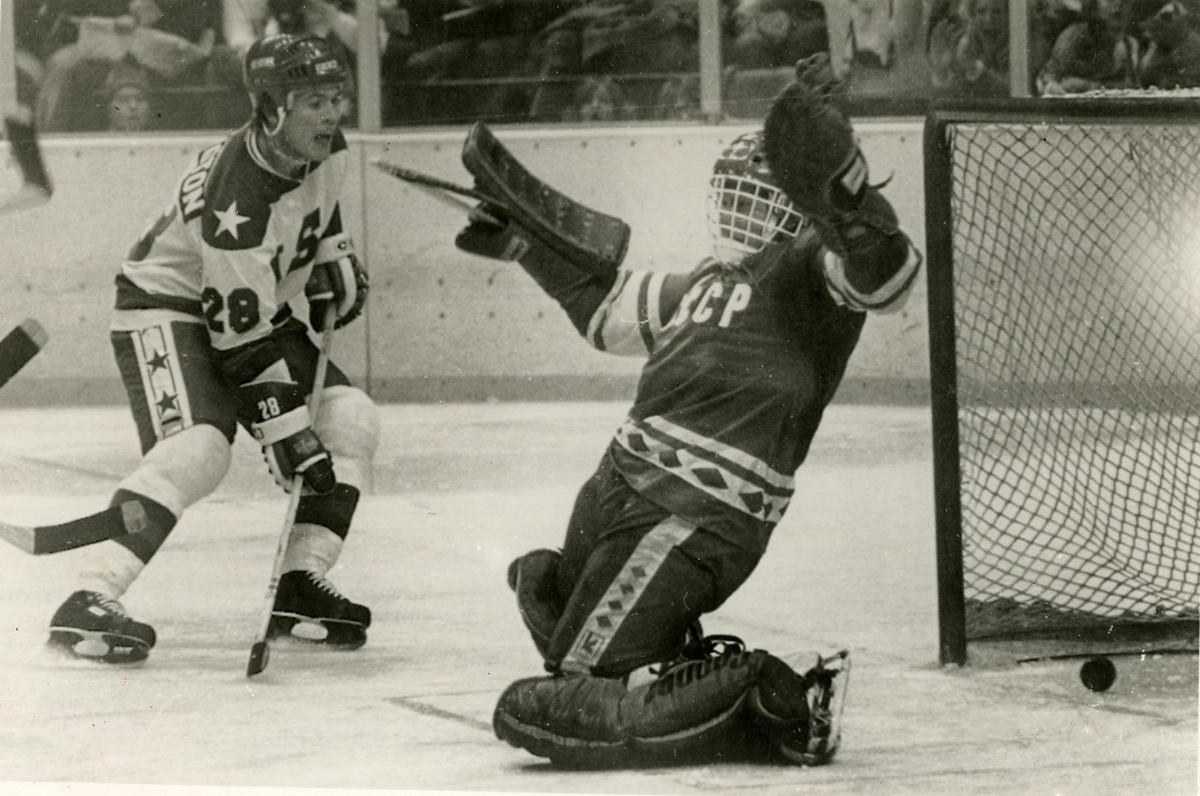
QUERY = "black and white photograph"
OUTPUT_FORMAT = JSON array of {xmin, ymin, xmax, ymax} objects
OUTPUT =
[{"xmin": 0, "ymin": 2, "xmax": 1196, "ymax": 795}]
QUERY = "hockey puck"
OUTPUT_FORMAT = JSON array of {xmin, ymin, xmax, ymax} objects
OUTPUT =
[{"xmin": 1079, "ymin": 656, "xmax": 1117, "ymax": 692}]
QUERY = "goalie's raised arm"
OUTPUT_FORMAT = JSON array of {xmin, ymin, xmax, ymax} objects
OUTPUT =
[
  {"xmin": 764, "ymin": 53, "xmax": 920, "ymax": 312},
  {"xmin": 454, "ymin": 199, "xmax": 622, "ymax": 340},
  {"xmin": 454, "ymin": 198, "xmax": 697, "ymax": 358}
]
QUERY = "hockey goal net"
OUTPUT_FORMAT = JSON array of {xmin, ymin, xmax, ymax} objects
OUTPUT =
[{"xmin": 924, "ymin": 98, "xmax": 1200, "ymax": 665}]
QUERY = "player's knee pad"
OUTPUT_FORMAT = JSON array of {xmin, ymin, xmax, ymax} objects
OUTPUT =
[
  {"xmin": 118, "ymin": 424, "xmax": 231, "ymax": 517},
  {"xmin": 507, "ymin": 548, "xmax": 565, "ymax": 662},
  {"xmin": 312, "ymin": 385, "xmax": 379, "ymax": 491},
  {"xmin": 493, "ymin": 648, "xmax": 773, "ymax": 768},
  {"xmin": 295, "ymin": 482, "xmax": 360, "ymax": 540}
]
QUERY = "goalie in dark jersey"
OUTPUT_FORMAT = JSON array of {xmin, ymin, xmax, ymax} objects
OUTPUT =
[
  {"xmin": 40, "ymin": 34, "xmax": 377, "ymax": 664},
  {"xmin": 454, "ymin": 54, "xmax": 920, "ymax": 767}
]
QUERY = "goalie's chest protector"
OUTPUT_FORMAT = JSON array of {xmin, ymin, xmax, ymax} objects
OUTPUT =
[{"xmin": 610, "ymin": 237, "xmax": 866, "ymax": 552}]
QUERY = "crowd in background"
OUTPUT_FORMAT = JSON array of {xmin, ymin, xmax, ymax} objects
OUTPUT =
[{"xmin": 11, "ymin": 0, "xmax": 1200, "ymax": 133}]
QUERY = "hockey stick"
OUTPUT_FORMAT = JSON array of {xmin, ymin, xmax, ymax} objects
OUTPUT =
[
  {"xmin": 246, "ymin": 307, "xmax": 336, "ymax": 678},
  {"xmin": 1, "ymin": 108, "xmax": 53, "ymax": 216},
  {"xmin": 0, "ymin": 318, "xmax": 47, "ymax": 390},
  {"xmin": 369, "ymin": 157, "xmax": 503, "ymax": 222}
]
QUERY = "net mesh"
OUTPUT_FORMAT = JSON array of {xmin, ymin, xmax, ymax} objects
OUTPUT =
[{"xmin": 946, "ymin": 119, "xmax": 1200, "ymax": 640}]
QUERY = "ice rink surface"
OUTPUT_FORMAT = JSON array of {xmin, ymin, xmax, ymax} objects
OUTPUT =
[{"xmin": 0, "ymin": 402, "xmax": 1194, "ymax": 796}]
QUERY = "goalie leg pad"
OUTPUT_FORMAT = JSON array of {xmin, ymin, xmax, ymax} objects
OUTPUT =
[
  {"xmin": 507, "ymin": 548, "xmax": 566, "ymax": 661},
  {"xmin": 493, "ymin": 649, "xmax": 772, "ymax": 768}
]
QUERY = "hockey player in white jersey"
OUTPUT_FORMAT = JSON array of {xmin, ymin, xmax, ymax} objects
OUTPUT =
[{"xmin": 44, "ymin": 34, "xmax": 379, "ymax": 663}]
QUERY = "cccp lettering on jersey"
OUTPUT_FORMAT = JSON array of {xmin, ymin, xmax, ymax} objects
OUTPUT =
[
  {"xmin": 666, "ymin": 276, "xmax": 753, "ymax": 331},
  {"xmin": 179, "ymin": 144, "xmax": 221, "ymax": 221}
]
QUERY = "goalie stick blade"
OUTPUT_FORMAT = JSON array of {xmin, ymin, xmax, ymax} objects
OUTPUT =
[
  {"xmin": 0, "ymin": 318, "xmax": 48, "ymax": 389},
  {"xmin": 247, "ymin": 641, "xmax": 270, "ymax": 677}
]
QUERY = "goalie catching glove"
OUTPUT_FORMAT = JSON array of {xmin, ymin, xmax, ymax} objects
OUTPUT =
[
  {"xmin": 763, "ymin": 54, "xmax": 899, "ymax": 252},
  {"xmin": 305, "ymin": 233, "xmax": 368, "ymax": 331},
  {"xmin": 243, "ymin": 371, "xmax": 335, "ymax": 494}
]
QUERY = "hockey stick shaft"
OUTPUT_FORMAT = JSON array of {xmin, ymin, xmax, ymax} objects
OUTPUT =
[
  {"xmin": 0, "ymin": 318, "xmax": 47, "ymax": 389},
  {"xmin": 1, "ymin": 109, "xmax": 52, "ymax": 216},
  {"xmin": 370, "ymin": 157, "xmax": 503, "ymax": 208},
  {"xmin": 246, "ymin": 309, "xmax": 336, "ymax": 677}
]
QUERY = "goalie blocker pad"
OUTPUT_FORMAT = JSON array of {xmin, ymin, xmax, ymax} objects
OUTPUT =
[
  {"xmin": 493, "ymin": 649, "xmax": 818, "ymax": 768},
  {"xmin": 461, "ymin": 122, "xmax": 631, "ymax": 277}
]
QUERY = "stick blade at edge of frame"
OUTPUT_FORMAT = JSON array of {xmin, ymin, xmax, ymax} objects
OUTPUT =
[{"xmin": 0, "ymin": 521, "xmax": 35, "ymax": 555}]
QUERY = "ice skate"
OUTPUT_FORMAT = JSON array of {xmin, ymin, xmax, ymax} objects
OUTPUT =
[
  {"xmin": 268, "ymin": 570, "xmax": 370, "ymax": 649},
  {"xmin": 775, "ymin": 649, "xmax": 851, "ymax": 766},
  {"xmin": 46, "ymin": 590, "xmax": 156, "ymax": 664}
]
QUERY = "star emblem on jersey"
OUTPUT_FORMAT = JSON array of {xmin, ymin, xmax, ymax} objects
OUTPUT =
[
  {"xmin": 213, "ymin": 201, "xmax": 250, "ymax": 240},
  {"xmin": 132, "ymin": 326, "xmax": 186, "ymax": 439}
]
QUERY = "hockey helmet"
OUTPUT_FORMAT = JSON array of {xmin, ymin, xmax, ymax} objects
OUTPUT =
[
  {"xmin": 706, "ymin": 131, "xmax": 807, "ymax": 265},
  {"xmin": 244, "ymin": 34, "xmax": 352, "ymax": 131}
]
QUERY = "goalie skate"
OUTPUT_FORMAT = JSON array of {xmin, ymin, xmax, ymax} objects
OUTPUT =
[
  {"xmin": 268, "ymin": 570, "xmax": 370, "ymax": 649},
  {"xmin": 775, "ymin": 649, "xmax": 851, "ymax": 766},
  {"xmin": 46, "ymin": 591, "xmax": 156, "ymax": 664}
]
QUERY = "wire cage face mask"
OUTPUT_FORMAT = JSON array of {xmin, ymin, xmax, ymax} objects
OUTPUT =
[
  {"xmin": 705, "ymin": 132, "xmax": 807, "ymax": 265},
  {"xmin": 706, "ymin": 173, "xmax": 807, "ymax": 264}
]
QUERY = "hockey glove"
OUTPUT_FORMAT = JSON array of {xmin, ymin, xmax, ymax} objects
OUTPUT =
[
  {"xmin": 454, "ymin": 203, "xmax": 531, "ymax": 262},
  {"xmin": 305, "ymin": 233, "xmax": 368, "ymax": 331},
  {"xmin": 763, "ymin": 52, "xmax": 869, "ymax": 224},
  {"xmin": 245, "ymin": 375, "xmax": 336, "ymax": 495}
]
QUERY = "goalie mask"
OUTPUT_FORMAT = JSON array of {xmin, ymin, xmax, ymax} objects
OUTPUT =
[
  {"xmin": 244, "ymin": 34, "xmax": 352, "ymax": 136},
  {"xmin": 706, "ymin": 132, "xmax": 807, "ymax": 265}
]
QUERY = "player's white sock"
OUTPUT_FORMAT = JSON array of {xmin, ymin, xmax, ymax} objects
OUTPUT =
[
  {"xmin": 281, "ymin": 523, "xmax": 343, "ymax": 577},
  {"xmin": 74, "ymin": 541, "xmax": 146, "ymax": 599}
]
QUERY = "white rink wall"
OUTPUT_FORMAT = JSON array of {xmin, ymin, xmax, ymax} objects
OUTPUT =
[{"xmin": 0, "ymin": 121, "xmax": 929, "ymax": 405}]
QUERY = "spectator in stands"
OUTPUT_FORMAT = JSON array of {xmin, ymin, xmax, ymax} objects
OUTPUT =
[
  {"xmin": 928, "ymin": 0, "xmax": 1010, "ymax": 97},
  {"xmin": 653, "ymin": 73, "xmax": 702, "ymax": 120},
  {"xmin": 1036, "ymin": 0, "xmax": 1138, "ymax": 94},
  {"xmin": 569, "ymin": 75, "xmax": 631, "ymax": 121},
  {"xmin": 34, "ymin": 0, "xmax": 220, "ymax": 131},
  {"xmin": 726, "ymin": 0, "xmax": 828, "ymax": 70},
  {"xmin": 392, "ymin": 1, "xmax": 564, "ymax": 124},
  {"xmin": 720, "ymin": 0, "xmax": 826, "ymax": 118},
  {"xmin": 1137, "ymin": 1, "xmax": 1200, "ymax": 88},
  {"xmin": 526, "ymin": 1, "xmax": 702, "ymax": 122},
  {"xmin": 102, "ymin": 56, "xmax": 155, "ymax": 131}
]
